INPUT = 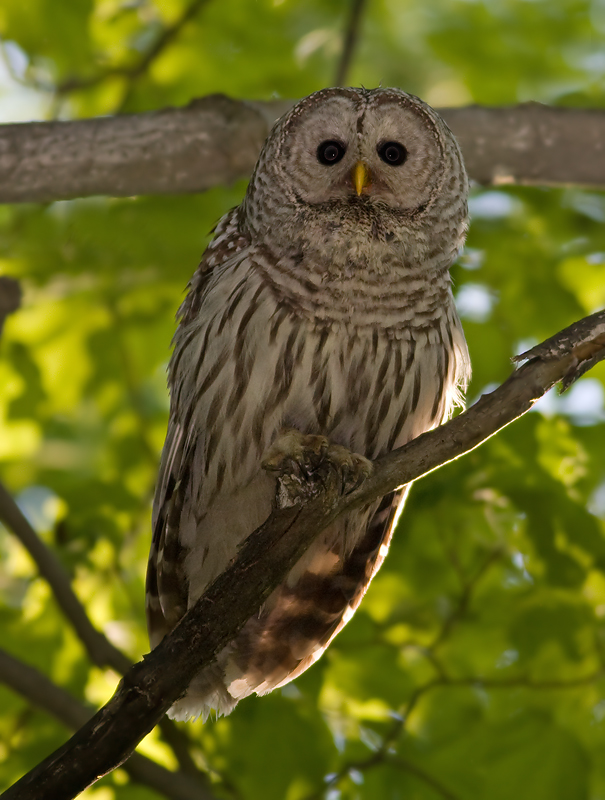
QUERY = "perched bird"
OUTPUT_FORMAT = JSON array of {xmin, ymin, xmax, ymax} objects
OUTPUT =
[{"xmin": 146, "ymin": 87, "xmax": 471, "ymax": 720}]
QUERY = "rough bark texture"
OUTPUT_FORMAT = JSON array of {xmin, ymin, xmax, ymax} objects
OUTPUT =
[
  {"xmin": 0, "ymin": 649, "xmax": 215, "ymax": 800},
  {"xmin": 3, "ymin": 308, "xmax": 605, "ymax": 800},
  {"xmin": 1, "ymin": 97, "xmax": 604, "ymax": 203}
]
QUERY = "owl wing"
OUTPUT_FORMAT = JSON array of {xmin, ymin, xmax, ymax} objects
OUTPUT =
[{"xmin": 146, "ymin": 207, "xmax": 250, "ymax": 647}]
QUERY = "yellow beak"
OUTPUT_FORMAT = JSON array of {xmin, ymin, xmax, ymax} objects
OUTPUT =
[{"xmin": 352, "ymin": 161, "xmax": 370, "ymax": 195}]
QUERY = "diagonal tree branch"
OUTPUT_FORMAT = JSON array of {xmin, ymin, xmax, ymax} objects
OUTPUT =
[
  {"xmin": 3, "ymin": 308, "xmax": 604, "ymax": 800},
  {"xmin": 1, "ymin": 97, "xmax": 605, "ymax": 204},
  {"xmin": 0, "ymin": 647, "xmax": 215, "ymax": 800},
  {"xmin": 0, "ymin": 277, "xmax": 132, "ymax": 670},
  {"xmin": 0, "ymin": 481, "xmax": 132, "ymax": 674},
  {"xmin": 0, "ymin": 284, "xmax": 209, "ymax": 788},
  {"xmin": 0, "ymin": 463, "xmax": 211, "ymax": 787}
]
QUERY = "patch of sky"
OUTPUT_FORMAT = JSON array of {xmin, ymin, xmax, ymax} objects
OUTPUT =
[
  {"xmin": 0, "ymin": 40, "xmax": 49, "ymax": 122},
  {"xmin": 531, "ymin": 378, "xmax": 605, "ymax": 426},
  {"xmin": 458, "ymin": 248, "xmax": 484, "ymax": 271},
  {"xmin": 16, "ymin": 485, "xmax": 63, "ymax": 533},
  {"xmin": 468, "ymin": 191, "xmax": 520, "ymax": 220},
  {"xmin": 496, "ymin": 649, "xmax": 519, "ymax": 668},
  {"xmin": 455, "ymin": 283, "xmax": 497, "ymax": 323},
  {"xmin": 588, "ymin": 480, "xmax": 605, "ymax": 519},
  {"xmin": 563, "ymin": 191, "xmax": 605, "ymax": 223}
]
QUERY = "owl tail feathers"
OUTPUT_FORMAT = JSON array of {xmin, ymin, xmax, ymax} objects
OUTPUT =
[
  {"xmin": 168, "ymin": 689, "xmax": 238, "ymax": 722},
  {"xmin": 167, "ymin": 672, "xmax": 240, "ymax": 722},
  {"xmin": 166, "ymin": 653, "xmax": 274, "ymax": 722},
  {"xmin": 167, "ymin": 652, "xmax": 304, "ymax": 721}
]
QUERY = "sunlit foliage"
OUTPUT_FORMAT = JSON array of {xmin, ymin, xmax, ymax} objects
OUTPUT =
[{"xmin": 1, "ymin": 1, "xmax": 605, "ymax": 798}]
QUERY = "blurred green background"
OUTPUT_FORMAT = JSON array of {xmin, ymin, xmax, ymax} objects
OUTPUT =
[{"xmin": 1, "ymin": 0, "xmax": 605, "ymax": 798}]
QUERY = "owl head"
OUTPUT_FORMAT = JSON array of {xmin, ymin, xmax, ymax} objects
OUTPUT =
[{"xmin": 243, "ymin": 87, "xmax": 468, "ymax": 264}]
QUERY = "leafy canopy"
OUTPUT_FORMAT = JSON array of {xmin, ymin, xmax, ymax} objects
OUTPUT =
[{"xmin": 1, "ymin": 0, "xmax": 605, "ymax": 798}]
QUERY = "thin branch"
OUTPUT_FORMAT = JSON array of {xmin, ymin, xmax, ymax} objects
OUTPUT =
[
  {"xmin": 0, "ymin": 647, "xmax": 90, "ymax": 731},
  {"xmin": 0, "ymin": 453, "xmax": 203, "ymax": 780},
  {"xmin": 303, "ymin": 680, "xmax": 443, "ymax": 800},
  {"xmin": 335, "ymin": 0, "xmax": 367, "ymax": 86},
  {"xmin": 1, "ymin": 98, "xmax": 605, "ymax": 203},
  {"xmin": 3, "ymin": 309, "xmax": 604, "ymax": 799},
  {"xmin": 0, "ymin": 647, "xmax": 215, "ymax": 800},
  {"xmin": 311, "ymin": 550, "xmax": 605, "ymax": 800},
  {"xmin": 56, "ymin": 0, "xmax": 212, "ymax": 96},
  {"xmin": 391, "ymin": 757, "xmax": 460, "ymax": 800},
  {"xmin": 0, "ymin": 481, "xmax": 131, "ymax": 674},
  {"xmin": 429, "ymin": 546, "xmax": 505, "ymax": 651},
  {"xmin": 0, "ymin": 284, "xmax": 202, "ymax": 780},
  {"xmin": 310, "ymin": 663, "xmax": 605, "ymax": 799},
  {"xmin": 447, "ymin": 671, "xmax": 605, "ymax": 691}
]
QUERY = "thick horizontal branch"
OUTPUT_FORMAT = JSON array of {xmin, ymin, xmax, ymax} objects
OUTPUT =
[
  {"xmin": 0, "ymin": 647, "xmax": 214, "ymax": 800},
  {"xmin": 4, "ymin": 308, "xmax": 605, "ymax": 800},
  {"xmin": 1, "ymin": 96, "xmax": 604, "ymax": 203}
]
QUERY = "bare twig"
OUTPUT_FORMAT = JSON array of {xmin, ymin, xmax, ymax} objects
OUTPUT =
[
  {"xmin": 446, "ymin": 671, "xmax": 605, "ymax": 691},
  {"xmin": 310, "ymin": 663, "xmax": 605, "ymax": 799},
  {"xmin": 0, "ymin": 647, "xmax": 215, "ymax": 800},
  {"xmin": 335, "ymin": 0, "xmax": 367, "ymax": 86},
  {"xmin": 429, "ymin": 546, "xmax": 505, "ymax": 651},
  {"xmin": 2, "ymin": 99, "xmax": 605, "ymax": 203},
  {"xmin": 0, "ymin": 277, "xmax": 205, "ymax": 781},
  {"xmin": 0, "ymin": 481, "xmax": 131, "ymax": 674},
  {"xmin": 0, "ymin": 481, "xmax": 204, "ymax": 782},
  {"xmin": 391, "ymin": 757, "xmax": 460, "ymax": 800},
  {"xmin": 303, "ymin": 680, "xmax": 443, "ymax": 800},
  {"xmin": 3, "ymin": 309, "xmax": 605, "ymax": 799},
  {"xmin": 56, "ymin": 0, "xmax": 212, "ymax": 96}
]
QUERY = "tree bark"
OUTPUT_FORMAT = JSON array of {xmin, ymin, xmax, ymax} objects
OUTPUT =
[
  {"xmin": 3, "ymin": 308, "xmax": 605, "ymax": 800},
  {"xmin": 0, "ymin": 648, "xmax": 216, "ymax": 800},
  {"xmin": 1, "ymin": 97, "xmax": 604, "ymax": 203}
]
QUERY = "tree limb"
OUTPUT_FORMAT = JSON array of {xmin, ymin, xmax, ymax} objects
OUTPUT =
[
  {"xmin": 335, "ymin": 0, "xmax": 367, "ymax": 86},
  {"xmin": 56, "ymin": 0, "xmax": 212, "ymax": 96},
  {"xmin": 1, "ymin": 97, "xmax": 604, "ymax": 203},
  {"xmin": 3, "ymin": 308, "xmax": 604, "ymax": 800},
  {"xmin": 0, "ymin": 648, "xmax": 216, "ymax": 800},
  {"xmin": 0, "ymin": 286, "xmax": 208, "ymax": 786},
  {"xmin": 0, "ymin": 461, "xmax": 214, "ymax": 787},
  {"xmin": 0, "ymin": 481, "xmax": 132, "ymax": 674}
]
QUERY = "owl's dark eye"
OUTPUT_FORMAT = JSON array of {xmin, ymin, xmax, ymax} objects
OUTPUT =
[
  {"xmin": 377, "ymin": 141, "xmax": 407, "ymax": 166},
  {"xmin": 317, "ymin": 140, "xmax": 346, "ymax": 165}
]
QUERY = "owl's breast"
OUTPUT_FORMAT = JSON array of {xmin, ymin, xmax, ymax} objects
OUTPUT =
[{"xmin": 278, "ymin": 307, "xmax": 467, "ymax": 461}]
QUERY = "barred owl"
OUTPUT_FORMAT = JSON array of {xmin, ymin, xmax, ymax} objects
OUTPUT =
[{"xmin": 146, "ymin": 87, "xmax": 470, "ymax": 720}]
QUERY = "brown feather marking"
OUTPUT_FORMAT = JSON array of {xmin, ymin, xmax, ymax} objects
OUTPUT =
[
  {"xmin": 226, "ymin": 348, "xmax": 255, "ymax": 417},
  {"xmin": 386, "ymin": 392, "xmax": 412, "ymax": 451},
  {"xmin": 410, "ymin": 362, "xmax": 422, "ymax": 413},
  {"xmin": 265, "ymin": 325, "xmax": 299, "ymax": 414},
  {"xmin": 197, "ymin": 347, "xmax": 229, "ymax": 398},
  {"xmin": 376, "ymin": 340, "xmax": 392, "ymax": 393},
  {"xmin": 269, "ymin": 307, "xmax": 288, "ymax": 344}
]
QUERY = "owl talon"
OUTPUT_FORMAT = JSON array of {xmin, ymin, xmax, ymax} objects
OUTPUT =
[{"xmin": 262, "ymin": 429, "xmax": 373, "ymax": 509}]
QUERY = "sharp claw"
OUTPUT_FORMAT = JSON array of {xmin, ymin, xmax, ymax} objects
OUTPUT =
[{"xmin": 263, "ymin": 430, "xmax": 372, "ymax": 508}]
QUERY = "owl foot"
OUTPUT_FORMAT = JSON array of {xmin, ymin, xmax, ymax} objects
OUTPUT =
[{"xmin": 262, "ymin": 429, "xmax": 373, "ymax": 509}]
